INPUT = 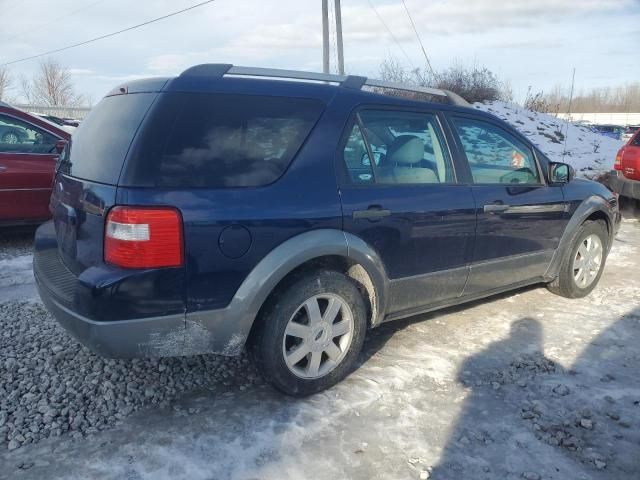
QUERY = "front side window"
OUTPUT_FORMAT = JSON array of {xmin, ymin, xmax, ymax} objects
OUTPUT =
[
  {"xmin": 0, "ymin": 114, "xmax": 58, "ymax": 154},
  {"xmin": 451, "ymin": 117, "xmax": 541, "ymax": 185},
  {"xmin": 342, "ymin": 110, "xmax": 454, "ymax": 185}
]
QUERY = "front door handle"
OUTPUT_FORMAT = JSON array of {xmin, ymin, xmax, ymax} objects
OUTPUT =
[
  {"xmin": 0, "ymin": 165, "xmax": 7, "ymax": 173},
  {"xmin": 353, "ymin": 206, "xmax": 391, "ymax": 220},
  {"xmin": 484, "ymin": 203, "xmax": 510, "ymax": 214}
]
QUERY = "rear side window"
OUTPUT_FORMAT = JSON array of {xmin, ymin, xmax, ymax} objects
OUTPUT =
[
  {"xmin": 631, "ymin": 131, "xmax": 640, "ymax": 147},
  {"xmin": 342, "ymin": 110, "xmax": 454, "ymax": 185},
  {"xmin": 64, "ymin": 93, "xmax": 156, "ymax": 184},
  {"xmin": 123, "ymin": 93, "xmax": 324, "ymax": 188}
]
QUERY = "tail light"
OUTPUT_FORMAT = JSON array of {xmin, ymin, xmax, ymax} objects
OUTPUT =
[
  {"xmin": 614, "ymin": 148, "xmax": 624, "ymax": 170},
  {"xmin": 105, "ymin": 207, "xmax": 183, "ymax": 269}
]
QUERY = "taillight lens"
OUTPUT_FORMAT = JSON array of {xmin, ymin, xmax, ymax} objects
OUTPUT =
[
  {"xmin": 105, "ymin": 207, "xmax": 183, "ymax": 269},
  {"xmin": 614, "ymin": 148, "xmax": 624, "ymax": 170}
]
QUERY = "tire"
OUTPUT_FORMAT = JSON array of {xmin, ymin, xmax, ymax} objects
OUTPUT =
[
  {"xmin": 249, "ymin": 270, "xmax": 367, "ymax": 396},
  {"xmin": 547, "ymin": 220, "xmax": 608, "ymax": 298}
]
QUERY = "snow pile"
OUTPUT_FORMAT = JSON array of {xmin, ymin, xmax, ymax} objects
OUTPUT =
[{"xmin": 473, "ymin": 101, "xmax": 624, "ymax": 179}]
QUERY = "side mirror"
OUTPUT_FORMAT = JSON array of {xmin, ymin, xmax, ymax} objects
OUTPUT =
[
  {"xmin": 55, "ymin": 139, "xmax": 67, "ymax": 155},
  {"xmin": 549, "ymin": 161, "xmax": 574, "ymax": 184}
]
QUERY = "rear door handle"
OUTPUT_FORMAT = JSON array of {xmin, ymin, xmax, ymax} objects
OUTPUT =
[
  {"xmin": 353, "ymin": 206, "xmax": 391, "ymax": 220},
  {"xmin": 484, "ymin": 203, "xmax": 510, "ymax": 213},
  {"xmin": 0, "ymin": 165, "xmax": 6, "ymax": 173}
]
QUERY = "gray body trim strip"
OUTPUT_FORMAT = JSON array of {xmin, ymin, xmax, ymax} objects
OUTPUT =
[
  {"xmin": 387, "ymin": 265, "xmax": 469, "ymax": 314},
  {"xmin": 384, "ymin": 277, "xmax": 544, "ymax": 323},
  {"xmin": 502, "ymin": 204, "xmax": 568, "ymax": 215},
  {"xmin": 464, "ymin": 250, "xmax": 554, "ymax": 296}
]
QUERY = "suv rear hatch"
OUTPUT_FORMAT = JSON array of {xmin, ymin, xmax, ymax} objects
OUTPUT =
[
  {"xmin": 52, "ymin": 89, "xmax": 159, "ymax": 274},
  {"xmin": 42, "ymin": 83, "xmax": 190, "ymax": 321}
]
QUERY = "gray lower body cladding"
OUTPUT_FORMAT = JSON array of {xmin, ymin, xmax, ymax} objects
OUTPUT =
[{"xmin": 36, "ymin": 279, "xmax": 246, "ymax": 358}]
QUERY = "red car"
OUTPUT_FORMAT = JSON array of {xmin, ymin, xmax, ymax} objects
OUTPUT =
[
  {"xmin": 0, "ymin": 101, "xmax": 71, "ymax": 226},
  {"xmin": 605, "ymin": 128, "xmax": 640, "ymax": 205},
  {"xmin": 615, "ymin": 128, "xmax": 640, "ymax": 181}
]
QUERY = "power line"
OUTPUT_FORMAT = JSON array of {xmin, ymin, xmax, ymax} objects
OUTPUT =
[
  {"xmin": 401, "ymin": 0, "xmax": 435, "ymax": 75},
  {"xmin": 3, "ymin": 0, "xmax": 106, "ymax": 45},
  {"xmin": 1, "ymin": 0, "xmax": 217, "ymax": 67},
  {"xmin": 365, "ymin": 0, "xmax": 415, "ymax": 69}
]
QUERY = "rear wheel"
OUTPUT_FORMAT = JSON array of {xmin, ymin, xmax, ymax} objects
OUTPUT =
[
  {"xmin": 547, "ymin": 220, "xmax": 608, "ymax": 298},
  {"xmin": 249, "ymin": 270, "xmax": 367, "ymax": 396}
]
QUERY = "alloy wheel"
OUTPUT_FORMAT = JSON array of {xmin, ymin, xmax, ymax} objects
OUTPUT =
[
  {"xmin": 572, "ymin": 234, "xmax": 603, "ymax": 288},
  {"xmin": 282, "ymin": 293, "xmax": 354, "ymax": 379}
]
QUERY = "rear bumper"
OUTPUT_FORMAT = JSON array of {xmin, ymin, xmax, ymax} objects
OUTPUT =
[
  {"xmin": 36, "ymin": 281, "xmax": 187, "ymax": 358},
  {"xmin": 34, "ymin": 221, "xmax": 247, "ymax": 358},
  {"xmin": 603, "ymin": 170, "xmax": 640, "ymax": 201},
  {"xmin": 35, "ymin": 262, "xmax": 247, "ymax": 358}
]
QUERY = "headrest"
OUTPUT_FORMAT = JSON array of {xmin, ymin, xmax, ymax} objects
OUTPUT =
[{"xmin": 386, "ymin": 135, "xmax": 424, "ymax": 165}]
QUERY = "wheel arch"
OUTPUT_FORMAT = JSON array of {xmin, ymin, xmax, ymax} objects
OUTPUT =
[
  {"xmin": 545, "ymin": 195, "xmax": 616, "ymax": 280},
  {"xmin": 193, "ymin": 229, "xmax": 389, "ymax": 355}
]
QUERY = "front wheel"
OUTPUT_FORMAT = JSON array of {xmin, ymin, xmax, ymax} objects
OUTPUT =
[
  {"xmin": 249, "ymin": 270, "xmax": 367, "ymax": 396},
  {"xmin": 547, "ymin": 220, "xmax": 608, "ymax": 298}
]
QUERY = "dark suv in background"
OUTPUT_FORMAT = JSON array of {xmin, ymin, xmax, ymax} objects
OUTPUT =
[{"xmin": 34, "ymin": 64, "xmax": 620, "ymax": 396}]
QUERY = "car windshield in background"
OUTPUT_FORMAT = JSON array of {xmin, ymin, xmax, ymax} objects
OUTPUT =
[{"xmin": 123, "ymin": 93, "xmax": 324, "ymax": 188}]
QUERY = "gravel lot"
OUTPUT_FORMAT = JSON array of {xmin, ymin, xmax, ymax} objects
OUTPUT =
[
  {"xmin": 0, "ymin": 229, "xmax": 260, "ymax": 452},
  {"xmin": 0, "ymin": 219, "xmax": 639, "ymax": 479}
]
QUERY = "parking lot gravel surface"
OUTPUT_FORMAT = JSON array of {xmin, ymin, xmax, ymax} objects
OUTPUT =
[
  {"xmin": 0, "ymin": 302, "xmax": 259, "ymax": 451},
  {"xmin": 0, "ymin": 219, "xmax": 639, "ymax": 479}
]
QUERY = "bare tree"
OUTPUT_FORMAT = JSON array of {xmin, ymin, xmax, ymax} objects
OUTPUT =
[
  {"xmin": 378, "ymin": 57, "xmax": 512, "ymax": 104},
  {"xmin": 0, "ymin": 66, "xmax": 11, "ymax": 101},
  {"xmin": 21, "ymin": 59, "xmax": 84, "ymax": 106}
]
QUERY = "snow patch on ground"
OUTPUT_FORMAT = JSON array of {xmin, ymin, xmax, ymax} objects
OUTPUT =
[
  {"xmin": 474, "ymin": 101, "xmax": 624, "ymax": 179},
  {"xmin": 0, "ymin": 254, "xmax": 33, "ymax": 287},
  {"xmin": 0, "ymin": 254, "xmax": 37, "ymax": 301}
]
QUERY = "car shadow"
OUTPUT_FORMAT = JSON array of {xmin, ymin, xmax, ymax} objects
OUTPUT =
[
  {"xmin": 427, "ymin": 306, "xmax": 640, "ymax": 479},
  {"xmin": 356, "ymin": 283, "xmax": 541, "ymax": 370}
]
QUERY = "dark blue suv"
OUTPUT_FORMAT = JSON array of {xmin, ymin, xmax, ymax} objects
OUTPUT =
[{"xmin": 34, "ymin": 64, "xmax": 620, "ymax": 396}]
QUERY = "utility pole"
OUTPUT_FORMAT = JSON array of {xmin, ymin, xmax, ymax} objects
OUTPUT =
[
  {"xmin": 334, "ymin": 0, "xmax": 345, "ymax": 75},
  {"xmin": 322, "ymin": 0, "xmax": 330, "ymax": 74}
]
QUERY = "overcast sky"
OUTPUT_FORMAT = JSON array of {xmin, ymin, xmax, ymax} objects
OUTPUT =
[{"xmin": 1, "ymin": 0, "xmax": 638, "ymax": 104}]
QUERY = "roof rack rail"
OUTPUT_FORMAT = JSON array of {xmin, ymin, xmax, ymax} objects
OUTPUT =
[{"xmin": 179, "ymin": 64, "xmax": 469, "ymax": 106}]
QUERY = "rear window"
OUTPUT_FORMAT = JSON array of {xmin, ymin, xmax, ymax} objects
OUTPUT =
[
  {"xmin": 122, "ymin": 93, "xmax": 324, "ymax": 188},
  {"xmin": 63, "ymin": 93, "xmax": 156, "ymax": 184}
]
